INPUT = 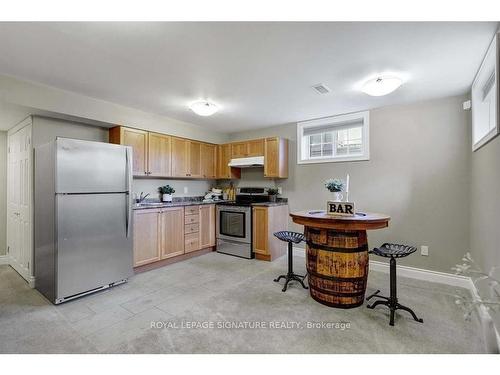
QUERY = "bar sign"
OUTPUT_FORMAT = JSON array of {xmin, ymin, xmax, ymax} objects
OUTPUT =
[{"xmin": 327, "ymin": 201, "xmax": 355, "ymax": 216}]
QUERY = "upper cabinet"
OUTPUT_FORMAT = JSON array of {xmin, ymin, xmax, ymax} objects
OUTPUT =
[
  {"xmin": 247, "ymin": 139, "xmax": 265, "ymax": 157},
  {"xmin": 230, "ymin": 139, "xmax": 264, "ymax": 158},
  {"xmin": 109, "ymin": 126, "xmax": 288, "ymax": 180},
  {"xmin": 216, "ymin": 144, "xmax": 241, "ymax": 179},
  {"xmin": 148, "ymin": 133, "xmax": 171, "ymax": 177},
  {"xmin": 264, "ymin": 137, "xmax": 288, "ymax": 178},
  {"xmin": 200, "ymin": 143, "xmax": 217, "ymax": 179},
  {"xmin": 110, "ymin": 127, "xmax": 148, "ymax": 176},
  {"xmin": 171, "ymin": 136, "xmax": 189, "ymax": 178},
  {"xmin": 110, "ymin": 126, "xmax": 219, "ymax": 180},
  {"xmin": 188, "ymin": 141, "xmax": 202, "ymax": 178}
]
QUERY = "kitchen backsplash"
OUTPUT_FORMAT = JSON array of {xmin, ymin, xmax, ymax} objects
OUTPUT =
[
  {"xmin": 133, "ymin": 169, "xmax": 279, "ymax": 200},
  {"xmin": 132, "ymin": 178, "xmax": 215, "ymax": 199}
]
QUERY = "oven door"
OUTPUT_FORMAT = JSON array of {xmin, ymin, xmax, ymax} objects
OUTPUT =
[{"xmin": 216, "ymin": 205, "xmax": 251, "ymax": 244}]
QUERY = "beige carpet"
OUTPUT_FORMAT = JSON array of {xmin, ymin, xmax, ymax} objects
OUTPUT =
[{"xmin": 0, "ymin": 252, "xmax": 486, "ymax": 353}]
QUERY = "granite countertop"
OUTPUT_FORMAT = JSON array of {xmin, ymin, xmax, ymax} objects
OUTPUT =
[
  {"xmin": 250, "ymin": 200, "xmax": 288, "ymax": 207},
  {"xmin": 133, "ymin": 198, "xmax": 288, "ymax": 210},
  {"xmin": 133, "ymin": 199, "xmax": 231, "ymax": 210}
]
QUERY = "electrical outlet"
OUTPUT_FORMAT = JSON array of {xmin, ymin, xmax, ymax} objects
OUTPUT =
[
  {"xmin": 277, "ymin": 187, "xmax": 282, "ymax": 194},
  {"xmin": 183, "ymin": 186, "xmax": 188, "ymax": 194},
  {"xmin": 420, "ymin": 245, "xmax": 429, "ymax": 256}
]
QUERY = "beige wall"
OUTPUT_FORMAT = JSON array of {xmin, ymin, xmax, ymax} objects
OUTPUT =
[
  {"xmin": 0, "ymin": 131, "xmax": 6, "ymax": 256},
  {"xmin": 470, "ymin": 132, "xmax": 500, "ymax": 273},
  {"xmin": 32, "ymin": 116, "xmax": 109, "ymax": 147},
  {"xmin": 229, "ymin": 95, "xmax": 471, "ymax": 273}
]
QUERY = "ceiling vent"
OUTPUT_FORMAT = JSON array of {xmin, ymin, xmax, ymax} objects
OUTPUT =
[{"xmin": 312, "ymin": 84, "xmax": 331, "ymax": 95}]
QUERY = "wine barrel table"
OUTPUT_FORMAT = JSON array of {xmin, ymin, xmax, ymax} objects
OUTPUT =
[{"xmin": 290, "ymin": 210, "xmax": 390, "ymax": 309}]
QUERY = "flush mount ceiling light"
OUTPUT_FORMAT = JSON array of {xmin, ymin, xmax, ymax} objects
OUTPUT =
[
  {"xmin": 189, "ymin": 100, "xmax": 219, "ymax": 116},
  {"xmin": 361, "ymin": 76, "xmax": 403, "ymax": 96}
]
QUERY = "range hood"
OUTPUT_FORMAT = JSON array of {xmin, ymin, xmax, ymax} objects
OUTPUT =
[{"xmin": 228, "ymin": 156, "xmax": 265, "ymax": 168}]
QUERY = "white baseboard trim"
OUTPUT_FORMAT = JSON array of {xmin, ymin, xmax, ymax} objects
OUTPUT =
[
  {"xmin": 293, "ymin": 245, "xmax": 500, "ymax": 353},
  {"xmin": 368, "ymin": 259, "xmax": 472, "ymax": 289},
  {"xmin": 293, "ymin": 246, "xmax": 470, "ymax": 288},
  {"xmin": 0, "ymin": 255, "xmax": 9, "ymax": 265},
  {"xmin": 0, "ymin": 255, "xmax": 36, "ymax": 288}
]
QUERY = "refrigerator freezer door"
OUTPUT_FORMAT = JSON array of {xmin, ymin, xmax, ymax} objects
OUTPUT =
[
  {"xmin": 56, "ymin": 193, "xmax": 133, "ymax": 300},
  {"xmin": 56, "ymin": 138, "xmax": 129, "ymax": 193}
]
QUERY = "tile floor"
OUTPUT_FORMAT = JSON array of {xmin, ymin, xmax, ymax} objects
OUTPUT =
[{"xmin": 0, "ymin": 252, "xmax": 486, "ymax": 353}]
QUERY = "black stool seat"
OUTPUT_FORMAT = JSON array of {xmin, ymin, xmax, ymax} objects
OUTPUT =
[
  {"xmin": 274, "ymin": 231, "xmax": 305, "ymax": 244},
  {"xmin": 371, "ymin": 243, "xmax": 417, "ymax": 258},
  {"xmin": 273, "ymin": 231, "xmax": 308, "ymax": 292},
  {"xmin": 367, "ymin": 243, "xmax": 423, "ymax": 326}
]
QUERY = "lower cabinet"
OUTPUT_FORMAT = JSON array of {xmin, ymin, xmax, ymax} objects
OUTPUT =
[
  {"xmin": 184, "ymin": 204, "xmax": 216, "ymax": 253},
  {"xmin": 252, "ymin": 205, "xmax": 289, "ymax": 261},
  {"xmin": 199, "ymin": 204, "xmax": 216, "ymax": 248},
  {"xmin": 133, "ymin": 204, "xmax": 216, "ymax": 268},
  {"xmin": 133, "ymin": 209, "xmax": 161, "ymax": 267},
  {"xmin": 160, "ymin": 207, "xmax": 185, "ymax": 259}
]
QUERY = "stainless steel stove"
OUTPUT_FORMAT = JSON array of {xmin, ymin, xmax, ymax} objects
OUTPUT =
[{"xmin": 216, "ymin": 187, "xmax": 270, "ymax": 259}]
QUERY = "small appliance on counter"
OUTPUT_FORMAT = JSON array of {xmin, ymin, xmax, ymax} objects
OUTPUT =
[
  {"xmin": 216, "ymin": 187, "xmax": 271, "ymax": 259},
  {"xmin": 203, "ymin": 188, "xmax": 223, "ymax": 202}
]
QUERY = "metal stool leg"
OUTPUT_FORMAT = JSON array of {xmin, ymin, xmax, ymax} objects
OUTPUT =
[{"xmin": 275, "ymin": 240, "xmax": 308, "ymax": 292}]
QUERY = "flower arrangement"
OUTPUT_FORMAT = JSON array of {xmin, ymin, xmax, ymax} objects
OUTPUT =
[{"xmin": 325, "ymin": 178, "xmax": 345, "ymax": 192}]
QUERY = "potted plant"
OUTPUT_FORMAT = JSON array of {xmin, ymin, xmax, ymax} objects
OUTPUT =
[
  {"xmin": 158, "ymin": 185, "xmax": 175, "ymax": 202},
  {"xmin": 267, "ymin": 188, "xmax": 279, "ymax": 202},
  {"xmin": 325, "ymin": 178, "xmax": 345, "ymax": 202}
]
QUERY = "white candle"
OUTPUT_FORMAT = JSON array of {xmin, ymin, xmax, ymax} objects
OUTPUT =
[{"xmin": 346, "ymin": 174, "xmax": 350, "ymax": 193}]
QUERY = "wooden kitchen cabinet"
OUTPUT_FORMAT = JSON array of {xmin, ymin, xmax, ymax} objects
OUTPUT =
[
  {"xmin": 133, "ymin": 209, "xmax": 161, "ymax": 267},
  {"xmin": 200, "ymin": 143, "xmax": 217, "ymax": 179},
  {"xmin": 231, "ymin": 141, "xmax": 248, "ymax": 158},
  {"xmin": 148, "ymin": 132, "xmax": 171, "ymax": 177},
  {"xmin": 252, "ymin": 205, "xmax": 289, "ymax": 261},
  {"xmin": 188, "ymin": 141, "xmax": 202, "ymax": 178},
  {"xmin": 231, "ymin": 139, "xmax": 265, "ymax": 158},
  {"xmin": 264, "ymin": 137, "xmax": 288, "ymax": 178},
  {"xmin": 199, "ymin": 204, "xmax": 216, "ymax": 248},
  {"xmin": 171, "ymin": 136, "xmax": 189, "ymax": 177},
  {"xmin": 216, "ymin": 144, "xmax": 241, "ymax": 179},
  {"xmin": 133, "ymin": 204, "xmax": 218, "ymax": 269},
  {"xmin": 159, "ymin": 207, "xmax": 184, "ymax": 259},
  {"xmin": 110, "ymin": 126, "xmax": 148, "ymax": 176},
  {"xmin": 110, "ymin": 126, "xmax": 288, "ymax": 180},
  {"xmin": 247, "ymin": 139, "xmax": 265, "ymax": 156}
]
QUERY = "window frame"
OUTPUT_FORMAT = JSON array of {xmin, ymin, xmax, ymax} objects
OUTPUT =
[
  {"xmin": 472, "ymin": 32, "xmax": 500, "ymax": 152},
  {"xmin": 297, "ymin": 111, "xmax": 370, "ymax": 164}
]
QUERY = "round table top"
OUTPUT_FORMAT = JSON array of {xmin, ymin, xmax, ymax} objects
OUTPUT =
[{"xmin": 290, "ymin": 210, "xmax": 390, "ymax": 231}]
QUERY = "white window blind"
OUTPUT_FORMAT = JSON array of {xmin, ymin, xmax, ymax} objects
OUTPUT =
[{"xmin": 297, "ymin": 111, "xmax": 369, "ymax": 164}]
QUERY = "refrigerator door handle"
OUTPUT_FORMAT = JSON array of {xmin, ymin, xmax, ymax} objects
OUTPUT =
[{"xmin": 125, "ymin": 147, "xmax": 133, "ymax": 238}]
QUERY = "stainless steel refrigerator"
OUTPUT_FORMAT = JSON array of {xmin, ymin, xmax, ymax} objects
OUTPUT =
[{"xmin": 34, "ymin": 138, "xmax": 133, "ymax": 304}]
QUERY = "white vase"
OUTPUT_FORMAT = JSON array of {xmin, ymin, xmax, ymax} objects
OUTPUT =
[
  {"xmin": 333, "ymin": 191, "xmax": 343, "ymax": 202},
  {"xmin": 162, "ymin": 194, "xmax": 173, "ymax": 202}
]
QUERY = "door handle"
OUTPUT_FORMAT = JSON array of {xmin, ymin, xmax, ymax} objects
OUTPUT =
[{"xmin": 125, "ymin": 147, "xmax": 133, "ymax": 238}]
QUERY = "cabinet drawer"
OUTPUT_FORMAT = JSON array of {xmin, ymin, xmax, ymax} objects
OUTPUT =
[
  {"xmin": 184, "ymin": 206, "xmax": 200, "ymax": 216},
  {"xmin": 185, "ymin": 233, "xmax": 200, "ymax": 253},
  {"xmin": 185, "ymin": 223, "xmax": 199, "ymax": 234},
  {"xmin": 185, "ymin": 214, "xmax": 199, "ymax": 224}
]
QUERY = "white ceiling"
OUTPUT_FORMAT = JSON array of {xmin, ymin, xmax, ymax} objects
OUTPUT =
[{"xmin": 0, "ymin": 22, "xmax": 497, "ymax": 133}]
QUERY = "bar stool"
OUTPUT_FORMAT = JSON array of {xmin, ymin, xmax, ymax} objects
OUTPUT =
[
  {"xmin": 273, "ymin": 231, "xmax": 308, "ymax": 292},
  {"xmin": 366, "ymin": 243, "xmax": 424, "ymax": 326}
]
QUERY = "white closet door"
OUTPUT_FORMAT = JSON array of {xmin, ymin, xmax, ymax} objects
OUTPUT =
[{"xmin": 7, "ymin": 123, "xmax": 33, "ymax": 284}]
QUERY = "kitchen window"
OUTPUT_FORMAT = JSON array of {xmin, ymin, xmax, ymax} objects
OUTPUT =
[{"xmin": 297, "ymin": 111, "xmax": 370, "ymax": 164}]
